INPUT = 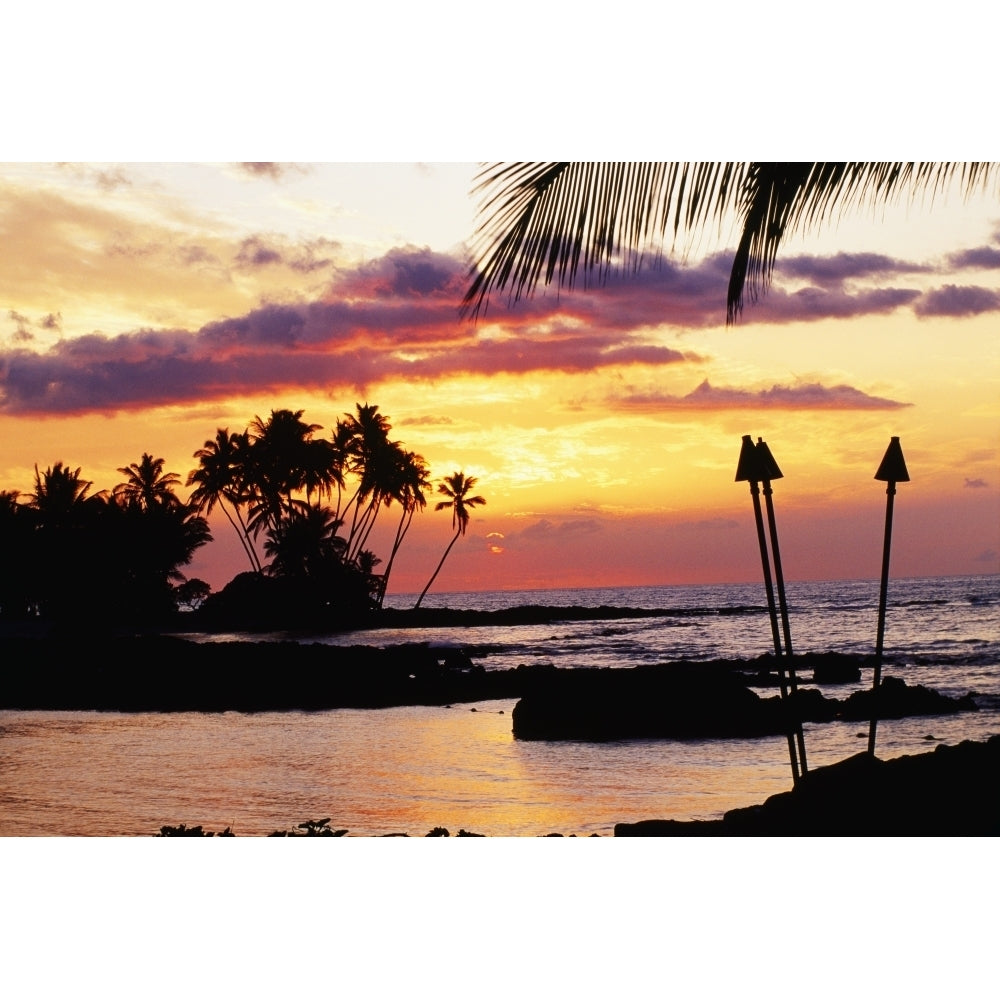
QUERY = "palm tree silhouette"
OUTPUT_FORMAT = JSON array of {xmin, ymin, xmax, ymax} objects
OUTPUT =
[
  {"xmin": 187, "ymin": 429, "xmax": 262, "ymax": 572},
  {"xmin": 339, "ymin": 402, "xmax": 393, "ymax": 550},
  {"xmin": 114, "ymin": 453, "xmax": 183, "ymax": 511},
  {"xmin": 328, "ymin": 418, "xmax": 355, "ymax": 522},
  {"xmin": 263, "ymin": 503, "xmax": 345, "ymax": 580},
  {"xmin": 377, "ymin": 449, "xmax": 430, "ymax": 606},
  {"xmin": 29, "ymin": 462, "xmax": 103, "ymax": 523},
  {"xmin": 462, "ymin": 162, "xmax": 1000, "ymax": 323},
  {"xmin": 246, "ymin": 408, "xmax": 324, "ymax": 535},
  {"xmin": 415, "ymin": 472, "xmax": 486, "ymax": 609}
]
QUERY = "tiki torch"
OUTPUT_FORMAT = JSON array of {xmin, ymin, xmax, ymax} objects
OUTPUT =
[
  {"xmin": 868, "ymin": 436, "xmax": 910, "ymax": 756},
  {"xmin": 736, "ymin": 434, "xmax": 800, "ymax": 783},
  {"xmin": 757, "ymin": 437, "xmax": 807, "ymax": 775}
]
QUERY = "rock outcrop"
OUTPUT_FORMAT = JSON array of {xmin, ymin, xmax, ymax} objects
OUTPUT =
[{"xmin": 614, "ymin": 735, "xmax": 1000, "ymax": 835}]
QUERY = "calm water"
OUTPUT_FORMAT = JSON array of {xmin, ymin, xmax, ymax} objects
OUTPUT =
[{"xmin": 2, "ymin": 574, "xmax": 997, "ymax": 836}]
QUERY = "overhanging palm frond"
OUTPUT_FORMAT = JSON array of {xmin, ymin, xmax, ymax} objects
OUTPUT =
[
  {"xmin": 463, "ymin": 161, "xmax": 1000, "ymax": 324},
  {"xmin": 728, "ymin": 161, "xmax": 1000, "ymax": 322},
  {"xmin": 462, "ymin": 162, "xmax": 748, "ymax": 320}
]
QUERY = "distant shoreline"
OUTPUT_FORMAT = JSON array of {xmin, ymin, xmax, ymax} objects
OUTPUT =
[{"xmin": 0, "ymin": 632, "xmax": 980, "ymax": 734}]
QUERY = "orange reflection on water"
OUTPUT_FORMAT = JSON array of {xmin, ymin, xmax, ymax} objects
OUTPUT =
[{"xmin": 1, "ymin": 705, "xmax": 804, "ymax": 837}]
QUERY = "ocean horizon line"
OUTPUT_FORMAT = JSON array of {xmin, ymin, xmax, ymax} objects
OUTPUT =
[{"xmin": 383, "ymin": 569, "xmax": 998, "ymax": 602}]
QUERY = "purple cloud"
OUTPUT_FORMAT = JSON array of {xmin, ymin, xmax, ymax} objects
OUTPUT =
[
  {"xmin": 775, "ymin": 251, "xmax": 930, "ymax": 282},
  {"xmin": 235, "ymin": 236, "xmax": 283, "ymax": 269},
  {"xmin": 947, "ymin": 246, "xmax": 1000, "ymax": 269},
  {"xmin": 751, "ymin": 285, "xmax": 921, "ymax": 322},
  {"xmin": 964, "ymin": 477, "xmax": 990, "ymax": 489},
  {"xmin": 0, "ymin": 246, "xmax": 700, "ymax": 415},
  {"xmin": 1, "ymin": 232, "xmax": 993, "ymax": 417},
  {"xmin": 914, "ymin": 284, "xmax": 1000, "ymax": 317},
  {"xmin": 608, "ymin": 379, "xmax": 911, "ymax": 412}
]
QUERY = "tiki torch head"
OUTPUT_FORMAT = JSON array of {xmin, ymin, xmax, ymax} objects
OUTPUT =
[
  {"xmin": 735, "ymin": 435, "xmax": 761, "ymax": 482},
  {"xmin": 755, "ymin": 438, "xmax": 783, "ymax": 482},
  {"xmin": 875, "ymin": 436, "xmax": 910, "ymax": 483}
]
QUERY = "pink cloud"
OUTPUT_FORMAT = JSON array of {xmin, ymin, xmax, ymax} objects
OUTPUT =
[{"xmin": 607, "ymin": 379, "xmax": 912, "ymax": 412}]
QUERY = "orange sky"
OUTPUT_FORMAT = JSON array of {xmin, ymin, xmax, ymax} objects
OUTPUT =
[{"xmin": 1, "ymin": 163, "xmax": 997, "ymax": 596}]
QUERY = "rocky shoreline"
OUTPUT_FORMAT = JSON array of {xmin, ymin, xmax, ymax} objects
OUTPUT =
[
  {"xmin": 615, "ymin": 734, "xmax": 1000, "ymax": 835},
  {"xmin": 4, "ymin": 628, "xmax": 995, "ymax": 836},
  {"xmin": 0, "ymin": 635, "xmax": 979, "ymax": 736}
]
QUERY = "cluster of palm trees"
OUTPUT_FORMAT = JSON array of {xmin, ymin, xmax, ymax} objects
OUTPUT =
[
  {"xmin": 0, "ymin": 402, "xmax": 486, "ymax": 627},
  {"xmin": 186, "ymin": 403, "xmax": 446, "ymax": 607},
  {"xmin": 0, "ymin": 456, "xmax": 211, "ymax": 626},
  {"xmin": 185, "ymin": 402, "xmax": 487, "ymax": 613}
]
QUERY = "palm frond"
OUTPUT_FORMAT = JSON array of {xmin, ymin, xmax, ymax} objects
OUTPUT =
[
  {"xmin": 461, "ymin": 162, "xmax": 749, "ymax": 320},
  {"xmin": 728, "ymin": 161, "xmax": 1000, "ymax": 322},
  {"xmin": 464, "ymin": 161, "xmax": 1000, "ymax": 325}
]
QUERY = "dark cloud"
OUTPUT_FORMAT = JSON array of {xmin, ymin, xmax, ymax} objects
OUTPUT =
[
  {"xmin": 775, "ymin": 251, "xmax": 929, "ymax": 282},
  {"xmin": 235, "ymin": 163, "xmax": 309, "ymax": 181},
  {"xmin": 232, "ymin": 235, "xmax": 339, "ymax": 273},
  {"xmin": 237, "ymin": 162, "xmax": 284, "ymax": 180},
  {"xmin": 7, "ymin": 310, "xmax": 62, "ymax": 343},
  {"xmin": 974, "ymin": 548, "xmax": 998, "ymax": 564},
  {"xmin": 914, "ymin": 284, "xmax": 1000, "ymax": 317},
  {"xmin": 346, "ymin": 245, "xmax": 468, "ymax": 299},
  {"xmin": 235, "ymin": 236, "xmax": 283, "ymax": 269},
  {"xmin": 947, "ymin": 245, "xmax": 1000, "ymax": 269},
  {"xmin": 7, "ymin": 310, "xmax": 33, "ymax": 342},
  {"xmin": 964, "ymin": 477, "xmax": 990, "ymax": 489},
  {"xmin": 749, "ymin": 285, "xmax": 921, "ymax": 322},
  {"xmin": 608, "ymin": 379, "xmax": 911, "ymax": 412}
]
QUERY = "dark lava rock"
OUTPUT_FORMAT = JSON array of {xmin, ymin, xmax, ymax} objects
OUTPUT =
[
  {"xmin": 614, "ymin": 735, "xmax": 1000, "ymax": 836},
  {"xmin": 510, "ymin": 666, "xmax": 976, "ymax": 742},
  {"xmin": 511, "ymin": 664, "xmax": 797, "ymax": 741},
  {"xmin": 838, "ymin": 675, "xmax": 978, "ymax": 720},
  {"xmin": 810, "ymin": 654, "xmax": 863, "ymax": 685},
  {"xmin": 0, "ymin": 635, "xmax": 520, "ymax": 712}
]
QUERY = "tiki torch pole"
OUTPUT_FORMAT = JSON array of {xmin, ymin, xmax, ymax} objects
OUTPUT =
[
  {"xmin": 757, "ymin": 438, "xmax": 807, "ymax": 775},
  {"xmin": 736, "ymin": 435, "xmax": 800, "ymax": 783},
  {"xmin": 868, "ymin": 437, "xmax": 910, "ymax": 756}
]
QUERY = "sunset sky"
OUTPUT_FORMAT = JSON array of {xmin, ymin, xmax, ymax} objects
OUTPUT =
[{"xmin": 1, "ymin": 162, "xmax": 997, "ymax": 596}]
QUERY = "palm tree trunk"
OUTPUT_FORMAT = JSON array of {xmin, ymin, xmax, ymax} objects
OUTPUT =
[
  {"xmin": 220, "ymin": 497, "xmax": 262, "ymax": 573},
  {"xmin": 378, "ymin": 504, "xmax": 414, "ymax": 608},
  {"xmin": 414, "ymin": 529, "xmax": 459, "ymax": 609},
  {"xmin": 350, "ymin": 497, "xmax": 384, "ymax": 563}
]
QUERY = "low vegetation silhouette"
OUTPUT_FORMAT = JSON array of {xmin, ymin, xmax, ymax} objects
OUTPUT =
[{"xmin": 0, "ymin": 402, "xmax": 482, "ymax": 631}]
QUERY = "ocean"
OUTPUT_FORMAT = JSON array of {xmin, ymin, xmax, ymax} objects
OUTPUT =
[{"xmin": 1, "ymin": 574, "xmax": 997, "ymax": 836}]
